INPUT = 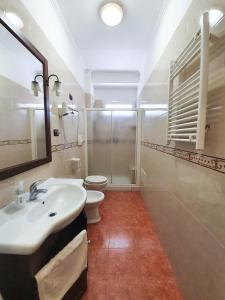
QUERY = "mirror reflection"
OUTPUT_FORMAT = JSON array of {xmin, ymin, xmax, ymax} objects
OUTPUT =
[{"xmin": 0, "ymin": 22, "xmax": 46, "ymax": 170}]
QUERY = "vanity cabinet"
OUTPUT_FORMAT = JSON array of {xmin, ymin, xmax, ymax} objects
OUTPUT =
[{"xmin": 0, "ymin": 211, "xmax": 87, "ymax": 300}]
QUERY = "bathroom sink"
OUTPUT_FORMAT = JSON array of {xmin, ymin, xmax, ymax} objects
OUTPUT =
[{"xmin": 0, "ymin": 181, "xmax": 86, "ymax": 255}]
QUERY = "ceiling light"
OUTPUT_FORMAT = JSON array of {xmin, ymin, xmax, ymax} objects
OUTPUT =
[
  {"xmin": 200, "ymin": 9, "xmax": 224, "ymax": 27},
  {"xmin": 5, "ymin": 11, "xmax": 24, "ymax": 29},
  {"xmin": 100, "ymin": 2, "xmax": 123, "ymax": 27}
]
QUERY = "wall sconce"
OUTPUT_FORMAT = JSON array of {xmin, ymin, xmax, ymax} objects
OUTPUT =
[{"xmin": 31, "ymin": 74, "xmax": 62, "ymax": 97}]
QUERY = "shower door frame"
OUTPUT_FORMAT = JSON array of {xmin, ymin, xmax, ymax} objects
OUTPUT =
[{"xmin": 84, "ymin": 108, "xmax": 141, "ymax": 188}]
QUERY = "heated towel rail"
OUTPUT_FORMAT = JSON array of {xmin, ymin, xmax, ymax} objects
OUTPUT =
[{"xmin": 167, "ymin": 12, "xmax": 209, "ymax": 150}]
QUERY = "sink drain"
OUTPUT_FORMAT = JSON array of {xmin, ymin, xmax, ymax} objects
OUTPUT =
[{"xmin": 48, "ymin": 212, "xmax": 57, "ymax": 217}]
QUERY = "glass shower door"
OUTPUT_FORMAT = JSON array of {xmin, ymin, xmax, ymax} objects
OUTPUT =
[
  {"xmin": 86, "ymin": 110, "xmax": 137, "ymax": 185},
  {"xmin": 87, "ymin": 111, "xmax": 111, "ymax": 182},
  {"xmin": 111, "ymin": 111, "xmax": 137, "ymax": 185}
]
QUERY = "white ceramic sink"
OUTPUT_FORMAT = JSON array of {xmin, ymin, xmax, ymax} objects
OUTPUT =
[{"xmin": 0, "ymin": 179, "xmax": 86, "ymax": 255}]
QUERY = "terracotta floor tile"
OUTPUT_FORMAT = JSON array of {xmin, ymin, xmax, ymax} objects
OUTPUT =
[
  {"xmin": 88, "ymin": 225, "xmax": 110, "ymax": 248},
  {"xmin": 143, "ymin": 279, "xmax": 183, "ymax": 300},
  {"xmin": 138, "ymin": 250, "xmax": 175, "ymax": 281},
  {"xmin": 109, "ymin": 227, "xmax": 136, "ymax": 249},
  {"xmin": 87, "ymin": 248, "xmax": 109, "ymax": 280},
  {"xmin": 107, "ymin": 250, "xmax": 141, "ymax": 277},
  {"xmin": 133, "ymin": 228, "xmax": 162, "ymax": 250},
  {"xmin": 84, "ymin": 191, "xmax": 183, "ymax": 300},
  {"xmin": 83, "ymin": 275, "xmax": 108, "ymax": 300},
  {"xmin": 107, "ymin": 279, "xmax": 145, "ymax": 300}
]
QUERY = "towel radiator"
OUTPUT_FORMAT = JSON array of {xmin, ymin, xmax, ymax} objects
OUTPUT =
[{"xmin": 167, "ymin": 12, "xmax": 209, "ymax": 150}]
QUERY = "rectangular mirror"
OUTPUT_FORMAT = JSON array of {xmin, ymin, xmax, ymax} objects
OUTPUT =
[{"xmin": 0, "ymin": 17, "xmax": 51, "ymax": 180}]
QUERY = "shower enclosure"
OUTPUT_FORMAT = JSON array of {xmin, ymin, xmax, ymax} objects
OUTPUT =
[{"xmin": 85, "ymin": 109, "xmax": 139, "ymax": 185}]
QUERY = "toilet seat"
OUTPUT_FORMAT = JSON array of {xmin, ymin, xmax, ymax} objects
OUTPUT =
[{"xmin": 85, "ymin": 175, "xmax": 108, "ymax": 184}]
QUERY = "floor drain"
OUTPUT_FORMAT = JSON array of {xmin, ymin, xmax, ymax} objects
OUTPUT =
[{"xmin": 49, "ymin": 212, "xmax": 57, "ymax": 217}]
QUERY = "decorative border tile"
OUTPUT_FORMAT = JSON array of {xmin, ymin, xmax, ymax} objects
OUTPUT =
[
  {"xmin": 141, "ymin": 141, "xmax": 225, "ymax": 175},
  {"xmin": 0, "ymin": 139, "xmax": 31, "ymax": 146},
  {"xmin": 0, "ymin": 139, "xmax": 84, "ymax": 153},
  {"xmin": 51, "ymin": 141, "xmax": 84, "ymax": 153}
]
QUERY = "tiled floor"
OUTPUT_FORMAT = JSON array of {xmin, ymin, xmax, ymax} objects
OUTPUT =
[{"xmin": 82, "ymin": 191, "xmax": 183, "ymax": 300}]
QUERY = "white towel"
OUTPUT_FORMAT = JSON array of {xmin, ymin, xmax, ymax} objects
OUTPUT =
[{"xmin": 35, "ymin": 230, "xmax": 88, "ymax": 300}]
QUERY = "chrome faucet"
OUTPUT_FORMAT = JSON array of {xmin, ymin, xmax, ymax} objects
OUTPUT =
[{"xmin": 29, "ymin": 180, "xmax": 48, "ymax": 201}]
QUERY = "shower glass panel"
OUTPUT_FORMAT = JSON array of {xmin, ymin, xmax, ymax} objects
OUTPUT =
[
  {"xmin": 112, "ymin": 111, "xmax": 137, "ymax": 185},
  {"xmin": 87, "ymin": 111, "xmax": 111, "ymax": 182},
  {"xmin": 86, "ymin": 110, "xmax": 137, "ymax": 185}
]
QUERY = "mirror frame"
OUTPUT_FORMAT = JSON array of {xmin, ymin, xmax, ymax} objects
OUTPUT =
[{"xmin": 0, "ymin": 17, "xmax": 52, "ymax": 181}]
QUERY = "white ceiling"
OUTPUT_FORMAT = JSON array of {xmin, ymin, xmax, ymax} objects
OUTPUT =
[{"xmin": 54, "ymin": 0, "xmax": 166, "ymax": 71}]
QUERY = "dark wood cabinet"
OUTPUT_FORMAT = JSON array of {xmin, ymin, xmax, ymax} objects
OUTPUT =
[{"xmin": 0, "ymin": 211, "xmax": 87, "ymax": 300}]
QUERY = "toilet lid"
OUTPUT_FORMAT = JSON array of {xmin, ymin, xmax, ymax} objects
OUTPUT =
[{"xmin": 85, "ymin": 175, "xmax": 108, "ymax": 184}]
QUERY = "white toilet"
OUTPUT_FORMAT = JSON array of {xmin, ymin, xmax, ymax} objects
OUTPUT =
[
  {"xmin": 84, "ymin": 175, "xmax": 107, "ymax": 224},
  {"xmin": 84, "ymin": 175, "xmax": 108, "ymax": 191},
  {"xmin": 85, "ymin": 191, "xmax": 105, "ymax": 224}
]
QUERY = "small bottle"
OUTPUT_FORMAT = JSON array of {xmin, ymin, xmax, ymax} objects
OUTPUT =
[{"xmin": 16, "ymin": 181, "xmax": 26, "ymax": 206}]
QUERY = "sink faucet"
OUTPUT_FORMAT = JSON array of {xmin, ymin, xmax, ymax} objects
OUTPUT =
[{"xmin": 29, "ymin": 180, "xmax": 48, "ymax": 201}]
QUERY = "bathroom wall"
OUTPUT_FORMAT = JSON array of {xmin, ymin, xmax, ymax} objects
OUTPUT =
[
  {"xmin": 0, "ymin": 0, "xmax": 86, "ymax": 208},
  {"xmin": 0, "ymin": 77, "xmax": 32, "ymax": 168},
  {"xmin": 138, "ymin": 0, "xmax": 192, "ymax": 94},
  {"xmin": 21, "ymin": 0, "xmax": 85, "ymax": 89},
  {"xmin": 92, "ymin": 71, "xmax": 140, "ymax": 84},
  {"xmin": 92, "ymin": 71, "xmax": 139, "ymax": 107},
  {"xmin": 94, "ymin": 87, "xmax": 138, "ymax": 107},
  {"xmin": 140, "ymin": 1, "xmax": 225, "ymax": 299},
  {"xmin": 0, "ymin": 76, "xmax": 47, "ymax": 169}
]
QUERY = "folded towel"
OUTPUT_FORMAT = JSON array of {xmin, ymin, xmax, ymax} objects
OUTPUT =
[{"xmin": 35, "ymin": 230, "xmax": 88, "ymax": 300}]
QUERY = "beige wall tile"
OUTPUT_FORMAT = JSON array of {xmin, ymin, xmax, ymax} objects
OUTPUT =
[
  {"xmin": 141, "ymin": 148, "xmax": 225, "ymax": 300},
  {"xmin": 140, "ymin": 1, "xmax": 225, "ymax": 299}
]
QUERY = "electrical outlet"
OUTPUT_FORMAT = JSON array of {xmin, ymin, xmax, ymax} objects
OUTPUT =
[{"xmin": 53, "ymin": 129, "xmax": 60, "ymax": 136}]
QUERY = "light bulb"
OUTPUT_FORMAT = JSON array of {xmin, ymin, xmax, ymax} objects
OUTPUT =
[
  {"xmin": 5, "ymin": 11, "xmax": 24, "ymax": 29},
  {"xmin": 100, "ymin": 3, "xmax": 123, "ymax": 27},
  {"xmin": 200, "ymin": 9, "xmax": 223, "ymax": 27}
]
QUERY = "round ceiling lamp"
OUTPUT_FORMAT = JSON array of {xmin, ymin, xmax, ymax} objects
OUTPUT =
[
  {"xmin": 208, "ymin": 9, "xmax": 223, "ymax": 27},
  {"xmin": 100, "ymin": 2, "xmax": 123, "ymax": 27},
  {"xmin": 200, "ymin": 8, "xmax": 224, "ymax": 27},
  {"xmin": 4, "ymin": 11, "xmax": 24, "ymax": 29}
]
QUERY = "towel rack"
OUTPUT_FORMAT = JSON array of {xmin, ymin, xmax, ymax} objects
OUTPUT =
[{"xmin": 167, "ymin": 12, "xmax": 209, "ymax": 150}]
